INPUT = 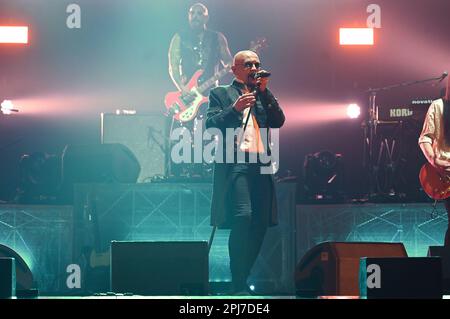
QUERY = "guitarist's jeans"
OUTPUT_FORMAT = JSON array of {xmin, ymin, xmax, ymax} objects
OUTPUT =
[
  {"xmin": 444, "ymin": 200, "xmax": 450, "ymax": 247},
  {"xmin": 228, "ymin": 163, "xmax": 272, "ymax": 293}
]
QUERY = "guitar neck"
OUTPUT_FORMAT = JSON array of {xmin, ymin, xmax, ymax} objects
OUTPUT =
[{"xmin": 197, "ymin": 66, "xmax": 231, "ymax": 95}]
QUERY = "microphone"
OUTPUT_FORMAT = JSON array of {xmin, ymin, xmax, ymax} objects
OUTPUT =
[
  {"xmin": 251, "ymin": 70, "xmax": 271, "ymax": 94},
  {"xmin": 252, "ymin": 70, "xmax": 271, "ymax": 79},
  {"xmin": 249, "ymin": 70, "xmax": 272, "ymax": 96},
  {"xmin": 439, "ymin": 71, "xmax": 448, "ymax": 83}
]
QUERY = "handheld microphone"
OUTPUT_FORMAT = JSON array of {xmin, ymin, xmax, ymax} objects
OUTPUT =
[
  {"xmin": 245, "ymin": 71, "xmax": 272, "ymax": 130},
  {"xmin": 251, "ymin": 70, "xmax": 271, "ymax": 94},
  {"xmin": 252, "ymin": 70, "xmax": 271, "ymax": 79}
]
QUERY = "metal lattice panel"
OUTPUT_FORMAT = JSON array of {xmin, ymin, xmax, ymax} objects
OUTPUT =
[
  {"xmin": 296, "ymin": 203, "xmax": 448, "ymax": 261},
  {"xmin": 73, "ymin": 182, "xmax": 297, "ymax": 292},
  {"xmin": 73, "ymin": 183, "xmax": 228, "ymax": 284},
  {"xmin": 0, "ymin": 205, "xmax": 73, "ymax": 294}
]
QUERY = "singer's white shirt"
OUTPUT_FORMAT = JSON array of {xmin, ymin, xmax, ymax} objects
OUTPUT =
[{"xmin": 238, "ymin": 108, "xmax": 264, "ymax": 153}]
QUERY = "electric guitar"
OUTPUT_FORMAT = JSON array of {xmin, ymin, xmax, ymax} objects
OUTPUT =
[
  {"xmin": 164, "ymin": 38, "xmax": 267, "ymax": 123},
  {"xmin": 419, "ymin": 162, "xmax": 450, "ymax": 200}
]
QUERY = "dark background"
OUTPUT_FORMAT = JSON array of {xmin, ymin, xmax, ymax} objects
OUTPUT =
[{"xmin": 1, "ymin": 0, "xmax": 449, "ymax": 201}]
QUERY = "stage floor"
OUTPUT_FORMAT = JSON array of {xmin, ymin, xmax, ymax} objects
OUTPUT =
[{"xmin": 13, "ymin": 294, "xmax": 450, "ymax": 299}]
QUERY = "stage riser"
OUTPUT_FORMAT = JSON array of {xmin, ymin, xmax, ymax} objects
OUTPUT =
[
  {"xmin": 296, "ymin": 203, "xmax": 448, "ymax": 261},
  {"xmin": 72, "ymin": 182, "xmax": 297, "ymax": 294},
  {"xmin": 2, "ymin": 192, "xmax": 444, "ymax": 295}
]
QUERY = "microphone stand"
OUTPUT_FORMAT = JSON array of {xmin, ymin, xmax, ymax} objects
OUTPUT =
[
  {"xmin": 242, "ymin": 84, "xmax": 261, "ymax": 134},
  {"xmin": 364, "ymin": 72, "xmax": 446, "ymax": 198}
]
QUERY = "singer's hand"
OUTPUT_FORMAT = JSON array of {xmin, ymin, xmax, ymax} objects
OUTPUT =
[
  {"xmin": 255, "ymin": 70, "xmax": 270, "ymax": 92},
  {"xmin": 256, "ymin": 76, "xmax": 269, "ymax": 92},
  {"xmin": 233, "ymin": 93, "xmax": 256, "ymax": 112}
]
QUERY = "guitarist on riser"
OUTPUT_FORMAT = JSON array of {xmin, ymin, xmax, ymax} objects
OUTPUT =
[
  {"xmin": 168, "ymin": 2, "xmax": 232, "ymax": 99},
  {"xmin": 419, "ymin": 78, "xmax": 450, "ymax": 246},
  {"xmin": 167, "ymin": 3, "xmax": 232, "ymax": 178}
]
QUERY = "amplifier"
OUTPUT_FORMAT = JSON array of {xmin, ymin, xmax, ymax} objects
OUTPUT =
[
  {"xmin": 101, "ymin": 113, "xmax": 169, "ymax": 183},
  {"xmin": 111, "ymin": 241, "xmax": 209, "ymax": 295},
  {"xmin": 360, "ymin": 257, "xmax": 442, "ymax": 299}
]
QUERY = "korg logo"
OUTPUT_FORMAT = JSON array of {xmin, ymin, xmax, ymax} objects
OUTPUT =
[
  {"xmin": 366, "ymin": 264, "xmax": 381, "ymax": 289},
  {"xmin": 390, "ymin": 108, "xmax": 413, "ymax": 117}
]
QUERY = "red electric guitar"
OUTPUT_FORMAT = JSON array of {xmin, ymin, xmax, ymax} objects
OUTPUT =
[
  {"xmin": 164, "ymin": 38, "xmax": 267, "ymax": 123},
  {"xmin": 419, "ymin": 162, "xmax": 450, "ymax": 200}
]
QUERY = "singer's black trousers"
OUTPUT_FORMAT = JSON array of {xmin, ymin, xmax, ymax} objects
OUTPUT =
[{"xmin": 228, "ymin": 163, "xmax": 272, "ymax": 292}]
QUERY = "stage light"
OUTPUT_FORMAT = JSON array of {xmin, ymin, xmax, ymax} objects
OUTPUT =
[
  {"xmin": 302, "ymin": 151, "xmax": 344, "ymax": 202},
  {"xmin": 339, "ymin": 28, "xmax": 374, "ymax": 45},
  {"xmin": 1, "ymin": 100, "xmax": 19, "ymax": 115},
  {"xmin": 347, "ymin": 104, "xmax": 361, "ymax": 119},
  {"xmin": 16, "ymin": 152, "xmax": 60, "ymax": 204},
  {"xmin": 0, "ymin": 26, "xmax": 28, "ymax": 44}
]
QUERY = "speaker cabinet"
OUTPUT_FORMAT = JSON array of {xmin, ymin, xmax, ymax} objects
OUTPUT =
[
  {"xmin": 428, "ymin": 246, "xmax": 450, "ymax": 293},
  {"xmin": 0, "ymin": 257, "xmax": 16, "ymax": 298},
  {"xmin": 60, "ymin": 143, "xmax": 140, "ymax": 203},
  {"xmin": 101, "ymin": 113, "xmax": 169, "ymax": 183},
  {"xmin": 359, "ymin": 257, "xmax": 442, "ymax": 299},
  {"xmin": 294, "ymin": 242, "xmax": 407, "ymax": 296},
  {"xmin": 111, "ymin": 241, "xmax": 209, "ymax": 296}
]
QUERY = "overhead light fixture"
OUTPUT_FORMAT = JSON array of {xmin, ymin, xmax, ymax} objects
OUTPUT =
[
  {"xmin": 0, "ymin": 26, "xmax": 28, "ymax": 44},
  {"xmin": 339, "ymin": 28, "xmax": 374, "ymax": 46},
  {"xmin": 1, "ymin": 100, "xmax": 19, "ymax": 115}
]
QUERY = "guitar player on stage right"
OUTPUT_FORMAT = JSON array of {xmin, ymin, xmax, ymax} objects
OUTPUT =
[
  {"xmin": 167, "ymin": 2, "xmax": 232, "ymax": 178},
  {"xmin": 419, "ymin": 78, "xmax": 450, "ymax": 247}
]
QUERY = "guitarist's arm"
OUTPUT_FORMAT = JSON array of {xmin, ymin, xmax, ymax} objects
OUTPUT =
[
  {"xmin": 420, "ymin": 142, "xmax": 437, "ymax": 167},
  {"xmin": 168, "ymin": 33, "xmax": 187, "ymax": 92},
  {"xmin": 420, "ymin": 142, "xmax": 450, "ymax": 172},
  {"xmin": 419, "ymin": 101, "xmax": 450, "ymax": 171}
]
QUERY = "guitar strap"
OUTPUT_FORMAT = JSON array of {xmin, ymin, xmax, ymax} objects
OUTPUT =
[{"xmin": 200, "ymin": 30, "xmax": 221, "ymax": 81}]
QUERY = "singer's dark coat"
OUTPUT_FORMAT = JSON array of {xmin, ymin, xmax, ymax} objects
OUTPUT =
[{"xmin": 205, "ymin": 80, "xmax": 285, "ymax": 228}]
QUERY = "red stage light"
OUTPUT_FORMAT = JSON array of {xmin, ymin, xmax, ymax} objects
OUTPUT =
[
  {"xmin": 339, "ymin": 28, "xmax": 374, "ymax": 46},
  {"xmin": 0, "ymin": 26, "xmax": 28, "ymax": 44}
]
